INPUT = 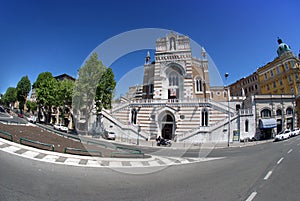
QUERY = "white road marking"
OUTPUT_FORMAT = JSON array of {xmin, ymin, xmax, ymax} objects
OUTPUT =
[
  {"xmin": 109, "ymin": 161, "xmax": 123, "ymax": 167},
  {"xmin": 43, "ymin": 155, "xmax": 59, "ymax": 162},
  {"xmin": 246, "ymin": 192, "xmax": 257, "ymax": 201},
  {"xmin": 87, "ymin": 160, "xmax": 102, "ymax": 167},
  {"xmin": 277, "ymin": 157, "xmax": 284, "ymax": 165},
  {"xmin": 64, "ymin": 158, "xmax": 81, "ymax": 165},
  {"xmin": 148, "ymin": 160, "xmax": 161, "ymax": 166},
  {"xmin": 264, "ymin": 171, "xmax": 273, "ymax": 180},
  {"xmin": 22, "ymin": 150, "xmax": 40, "ymax": 158},
  {"xmin": 158, "ymin": 157, "xmax": 176, "ymax": 165},
  {"xmin": 2, "ymin": 146, "xmax": 21, "ymax": 153},
  {"xmin": 130, "ymin": 161, "xmax": 144, "ymax": 167},
  {"xmin": 288, "ymin": 149, "xmax": 293, "ymax": 154}
]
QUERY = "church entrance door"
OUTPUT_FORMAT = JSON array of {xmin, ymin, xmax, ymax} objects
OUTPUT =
[{"xmin": 161, "ymin": 114, "xmax": 175, "ymax": 140}]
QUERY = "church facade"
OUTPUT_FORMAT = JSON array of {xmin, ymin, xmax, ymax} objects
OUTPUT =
[{"xmin": 104, "ymin": 32, "xmax": 238, "ymax": 143}]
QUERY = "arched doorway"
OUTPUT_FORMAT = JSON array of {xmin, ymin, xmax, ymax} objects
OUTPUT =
[{"xmin": 161, "ymin": 113, "xmax": 175, "ymax": 140}]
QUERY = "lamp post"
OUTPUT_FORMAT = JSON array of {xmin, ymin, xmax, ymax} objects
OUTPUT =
[
  {"xmin": 137, "ymin": 121, "xmax": 141, "ymax": 146},
  {"xmin": 225, "ymin": 73, "xmax": 231, "ymax": 147},
  {"xmin": 292, "ymin": 94, "xmax": 295, "ymax": 130}
]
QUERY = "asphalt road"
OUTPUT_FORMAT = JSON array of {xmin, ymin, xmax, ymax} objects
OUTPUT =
[{"xmin": 1, "ymin": 135, "xmax": 300, "ymax": 201}]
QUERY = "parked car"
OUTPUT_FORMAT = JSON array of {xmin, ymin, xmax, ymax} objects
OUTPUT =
[
  {"xmin": 53, "ymin": 124, "xmax": 68, "ymax": 132},
  {"xmin": 274, "ymin": 129, "xmax": 291, "ymax": 141},
  {"xmin": 103, "ymin": 131, "xmax": 116, "ymax": 140},
  {"xmin": 27, "ymin": 115, "xmax": 37, "ymax": 123},
  {"xmin": 291, "ymin": 128, "xmax": 300, "ymax": 137}
]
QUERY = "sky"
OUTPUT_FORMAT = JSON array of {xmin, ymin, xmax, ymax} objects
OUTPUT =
[{"xmin": 0, "ymin": 0, "xmax": 300, "ymax": 96}]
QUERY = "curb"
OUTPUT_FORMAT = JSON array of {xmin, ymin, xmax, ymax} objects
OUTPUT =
[{"xmin": 0, "ymin": 138, "xmax": 222, "ymax": 168}]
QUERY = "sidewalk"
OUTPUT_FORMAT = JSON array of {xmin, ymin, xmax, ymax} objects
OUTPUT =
[{"xmin": 83, "ymin": 135, "xmax": 274, "ymax": 150}]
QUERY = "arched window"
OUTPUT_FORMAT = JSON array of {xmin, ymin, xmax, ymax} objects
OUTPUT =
[
  {"xmin": 131, "ymin": 109, "xmax": 137, "ymax": 124},
  {"xmin": 276, "ymin": 109, "xmax": 282, "ymax": 116},
  {"xmin": 261, "ymin": 108, "xmax": 271, "ymax": 118},
  {"xmin": 245, "ymin": 119, "xmax": 249, "ymax": 132},
  {"xmin": 195, "ymin": 77, "xmax": 203, "ymax": 92},
  {"xmin": 168, "ymin": 71, "xmax": 179, "ymax": 86},
  {"xmin": 201, "ymin": 109, "xmax": 209, "ymax": 126},
  {"xmin": 286, "ymin": 107, "xmax": 293, "ymax": 115}
]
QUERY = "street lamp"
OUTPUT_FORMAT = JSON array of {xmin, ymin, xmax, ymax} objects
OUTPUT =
[
  {"xmin": 137, "ymin": 121, "xmax": 141, "ymax": 146},
  {"xmin": 225, "ymin": 73, "xmax": 231, "ymax": 147}
]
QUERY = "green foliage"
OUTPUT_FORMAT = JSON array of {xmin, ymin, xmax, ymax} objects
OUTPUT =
[
  {"xmin": 95, "ymin": 67, "xmax": 116, "ymax": 113},
  {"xmin": 34, "ymin": 72, "xmax": 58, "ymax": 107},
  {"xmin": 26, "ymin": 100, "xmax": 37, "ymax": 113},
  {"xmin": 2, "ymin": 87, "xmax": 17, "ymax": 107},
  {"xmin": 56, "ymin": 79, "xmax": 74, "ymax": 106},
  {"xmin": 73, "ymin": 52, "xmax": 105, "ymax": 113},
  {"xmin": 73, "ymin": 52, "xmax": 106, "ymax": 131},
  {"xmin": 16, "ymin": 76, "xmax": 31, "ymax": 112}
]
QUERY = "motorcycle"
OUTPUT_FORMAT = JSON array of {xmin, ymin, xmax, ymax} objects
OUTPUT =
[{"xmin": 156, "ymin": 137, "xmax": 172, "ymax": 147}]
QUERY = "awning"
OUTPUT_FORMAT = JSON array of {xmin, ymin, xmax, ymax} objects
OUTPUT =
[{"xmin": 259, "ymin": 118, "xmax": 277, "ymax": 129}]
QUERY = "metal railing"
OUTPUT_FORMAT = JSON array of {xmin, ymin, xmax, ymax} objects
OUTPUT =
[
  {"xmin": 63, "ymin": 147, "xmax": 102, "ymax": 156},
  {"xmin": 0, "ymin": 130, "xmax": 13, "ymax": 141},
  {"xmin": 19, "ymin": 137, "xmax": 55, "ymax": 151}
]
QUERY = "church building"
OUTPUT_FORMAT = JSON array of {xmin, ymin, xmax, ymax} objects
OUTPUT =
[{"xmin": 103, "ymin": 32, "xmax": 236, "ymax": 143}]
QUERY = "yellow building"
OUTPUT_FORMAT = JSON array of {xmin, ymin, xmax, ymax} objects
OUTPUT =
[
  {"xmin": 257, "ymin": 38, "xmax": 300, "ymax": 95},
  {"xmin": 229, "ymin": 38, "xmax": 300, "ymax": 131}
]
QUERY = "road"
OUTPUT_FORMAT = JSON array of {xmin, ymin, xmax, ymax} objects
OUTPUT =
[{"xmin": 1, "ymin": 135, "xmax": 300, "ymax": 201}]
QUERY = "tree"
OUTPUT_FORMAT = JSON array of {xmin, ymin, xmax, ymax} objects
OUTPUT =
[
  {"xmin": 0, "ymin": 93, "xmax": 3, "ymax": 105},
  {"xmin": 26, "ymin": 100, "xmax": 37, "ymax": 114},
  {"xmin": 16, "ymin": 76, "xmax": 31, "ymax": 114},
  {"xmin": 73, "ymin": 52, "xmax": 105, "ymax": 132},
  {"xmin": 95, "ymin": 67, "xmax": 116, "ymax": 113},
  {"xmin": 2, "ymin": 87, "xmax": 17, "ymax": 108},
  {"xmin": 56, "ymin": 79, "xmax": 74, "ymax": 124},
  {"xmin": 56, "ymin": 79, "xmax": 74, "ymax": 107},
  {"xmin": 34, "ymin": 72, "xmax": 58, "ymax": 123}
]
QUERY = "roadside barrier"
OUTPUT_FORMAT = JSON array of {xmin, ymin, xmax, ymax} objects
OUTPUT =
[
  {"xmin": 86, "ymin": 140, "xmax": 107, "ymax": 148},
  {"xmin": 0, "ymin": 120, "xmax": 8, "ymax": 124},
  {"xmin": 0, "ymin": 130, "xmax": 13, "ymax": 141},
  {"xmin": 11, "ymin": 121, "xmax": 26, "ymax": 125},
  {"xmin": 111, "ymin": 146, "xmax": 145, "ymax": 158},
  {"xmin": 19, "ymin": 137, "xmax": 55, "ymax": 151},
  {"xmin": 0, "ymin": 120, "xmax": 26, "ymax": 125},
  {"xmin": 37, "ymin": 123, "xmax": 81, "ymax": 142},
  {"xmin": 115, "ymin": 146, "xmax": 143, "ymax": 154},
  {"xmin": 64, "ymin": 147, "xmax": 102, "ymax": 156},
  {"xmin": 65, "ymin": 135, "xmax": 81, "ymax": 142}
]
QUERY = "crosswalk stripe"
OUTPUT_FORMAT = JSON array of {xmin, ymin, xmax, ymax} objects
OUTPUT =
[
  {"xmin": 2, "ymin": 146, "xmax": 20, "ymax": 153},
  {"xmin": 22, "ymin": 150, "xmax": 40, "ymax": 158}
]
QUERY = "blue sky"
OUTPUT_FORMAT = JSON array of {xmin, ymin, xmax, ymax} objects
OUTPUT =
[{"xmin": 0, "ymin": 0, "xmax": 299, "ymax": 96}]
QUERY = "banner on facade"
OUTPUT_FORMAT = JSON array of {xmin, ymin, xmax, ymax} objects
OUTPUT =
[{"xmin": 169, "ymin": 88, "xmax": 176, "ymax": 96}]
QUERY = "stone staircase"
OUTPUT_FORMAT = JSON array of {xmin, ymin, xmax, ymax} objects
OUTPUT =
[
  {"xmin": 177, "ymin": 113, "xmax": 239, "ymax": 142},
  {"xmin": 101, "ymin": 109, "xmax": 148, "ymax": 140}
]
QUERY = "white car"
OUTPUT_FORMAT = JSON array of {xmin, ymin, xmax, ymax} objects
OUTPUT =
[
  {"xmin": 291, "ymin": 128, "xmax": 300, "ymax": 137},
  {"xmin": 274, "ymin": 129, "xmax": 291, "ymax": 141},
  {"xmin": 53, "ymin": 124, "xmax": 68, "ymax": 132},
  {"xmin": 104, "ymin": 131, "xmax": 116, "ymax": 140},
  {"xmin": 27, "ymin": 115, "xmax": 37, "ymax": 123}
]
